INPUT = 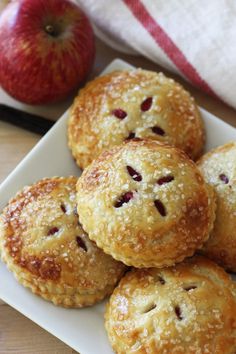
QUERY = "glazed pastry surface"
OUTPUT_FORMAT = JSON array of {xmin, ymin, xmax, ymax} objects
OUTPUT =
[
  {"xmin": 68, "ymin": 69, "xmax": 204, "ymax": 169},
  {"xmin": 77, "ymin": 139, "xmax": 215, "ymax": 268},
  {"xmin": 105, "ymin": 256, "xmax": 236, "ymax": 354},
  {"xmin": 0, "ymin": 177, "xmax": 126, "ymax": 307},
  {"xmin": 198, "ymin": 141, "xmax": 236, "ymax": 272}
]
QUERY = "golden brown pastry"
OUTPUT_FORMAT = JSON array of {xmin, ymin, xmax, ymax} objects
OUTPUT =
[
  {"xmin": 105, "ymin": 256, "xmax": 236, "ymax": 354},
  {"xmin": 0, "ymin": 177, "xmax": 126, "ymax": 308},
  {"xmin": 76, "ymin": 139, "xmax": 215, "ymax": 268},
  {"xmin": 198, "ymin": 141, "xmax": 236, "ymax": 272},
  {"xmin": 68, "ymin": 69, "xmax": 204, "ymax": 169}
]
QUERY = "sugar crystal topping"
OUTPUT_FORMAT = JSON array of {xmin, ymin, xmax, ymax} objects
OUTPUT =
[
  {"xmin": 76, "ymin": 140, "xmax": 215, "ymax": 271},
  {"xmin": 0, "ymin": 177, "xmax": 125, "ymax": 289},
  {"xmin": 106, "ymin": 259, "xmax": 236, "ymax": 352},
  {"xmin": 70, "ymin": 68, "xmax": 203, "ymax": 167}
]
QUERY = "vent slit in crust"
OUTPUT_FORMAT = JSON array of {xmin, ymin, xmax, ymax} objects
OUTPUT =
[
  {"xmin": 114, "ymin": 191, "xmax": 134, "ymax": 208},
  {"xmin": 140, "ymin": 97, "xmax": 153, "ymax": 112},
  {"xmin": 76, "ymin": 236, "xmax": 87, "ymax": 252},
  {"xmin": 126, "ymin": 166, "xmax": 142, "ymax": 182},
  {"xmin": 154, "ymin": 199, "xmax": 166, "ymax": 216}
]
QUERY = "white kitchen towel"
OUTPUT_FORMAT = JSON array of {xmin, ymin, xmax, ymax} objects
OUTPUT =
[{"xmin": 77, "ymin": 0, "xmax": 236, "ymax": 109}]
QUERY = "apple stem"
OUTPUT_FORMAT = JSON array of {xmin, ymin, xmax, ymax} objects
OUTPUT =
[{"xmin": 45, "ymin": 24, "xmax": 57, "ymax": 37}]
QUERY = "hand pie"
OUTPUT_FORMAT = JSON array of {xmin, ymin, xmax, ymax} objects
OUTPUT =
[
  {"xmin": 198, "ymin": 141, "xmax": 236, "ymax": 272},
  {"xmin": 0, "ymin": 177, "xmax": 126, "ymax": 308},
  {"xmin": 105, "ymin": 256, "xmax": 236, "ymax": 354},
  {"xmin": 76, "ymin": 139, "xmax": 215, "ymax": 268},
  {"xmin": 68, "ymin": 69, "xmax": 204, "ymax": 169}
]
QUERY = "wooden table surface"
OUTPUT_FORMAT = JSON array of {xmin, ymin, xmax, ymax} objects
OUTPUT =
[{"xmin": 0, "ymin": 38, "xmax": 236, "ymax": 354}]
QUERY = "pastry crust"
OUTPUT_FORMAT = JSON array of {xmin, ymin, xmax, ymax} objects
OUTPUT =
[
  {"xmin": 68, "ymin": 69, "xmax": 204, "ymax": 169},
  {"xmin": 0, "ymin": 177, "xmax": 126, "ymax": 308},
  {"xmin": 76, "ymin": 139, "xmax": 216, "ymax": 268},
  {"xmin": 105, "ymin": 256, "xmax": 236, "ymax": 354},
  {"xmin": 197, "ymin": 142, "xmax": 236, "ymax": 272}
]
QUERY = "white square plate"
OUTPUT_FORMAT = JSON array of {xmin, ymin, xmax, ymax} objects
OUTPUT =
[{"xmin": 0, "ymin": 59, "xmax": 236, "ymax": 354}]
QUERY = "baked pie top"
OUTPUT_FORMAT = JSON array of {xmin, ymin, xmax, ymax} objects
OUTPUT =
[
  {"xmin": 198, "ymin": 141, "xmax": 236, "ymax": 272},
  {"xmin": 68, "ymin": 69, "xmax": 204, "ymax": 169},
  {"xmin": 76, "ymin": 139, "xmax": 215, "ymax": 268},
  {"xmin": 0, "ymin": 177, "xmax": 125, "ymax": 307},
  {"xmin": 105, "ymin": 256, "xmax": 236, "ymax": 354}
]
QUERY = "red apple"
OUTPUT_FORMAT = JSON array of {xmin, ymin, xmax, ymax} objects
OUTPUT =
[{"xmin": 0, "ymin": 0, "xmax": 95, "ymax": 104}]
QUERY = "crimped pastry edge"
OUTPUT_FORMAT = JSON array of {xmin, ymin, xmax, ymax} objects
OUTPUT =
[
  {"xmin": 0, "ymin": 236, "xmax": 122, "ymax": 308},
  {"xmin": 79, "ymin": 182, "xmax": 216, "ymax": 269},
  {"xmin": 104, "ymin": 256, "xmax": 236, "ymax": 354},
  {"xmin": 0, "ymin": 175, "xmax": 126, "ymax": 308}
]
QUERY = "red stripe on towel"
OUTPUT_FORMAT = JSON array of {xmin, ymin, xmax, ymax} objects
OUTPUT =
[{"xmin": 124, "ymin": 0, "xmax": 217, "ymax": 97}]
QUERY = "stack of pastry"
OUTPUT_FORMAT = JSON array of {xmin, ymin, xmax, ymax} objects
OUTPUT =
[{"xmin": 1, "ymin": 69, "xmax": 236, "ymax": 353}]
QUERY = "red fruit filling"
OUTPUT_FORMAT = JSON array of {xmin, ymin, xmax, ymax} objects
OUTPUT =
[
  {"xmin": 175, "ymin": 306, "xmax": 183, "ymax": 320},
  {"xmin": 76, "ymin": 236, "xmax": 87, "ymax": 252},
  {"xmin": 115, "ymin": 191, "xmax": 134, "ymax": 208},
  {"xmin": 112, "ymin": 108, "xmax": 127, "ymax": 119},
  {"xmin": 154, "ymin": 200, "xmax": 166, "ymax": 216},
  {"xmin": 219, "ymin": 173, "xmax": 229, "ymax": 184},
  {"xmin": 126, "ymin": 166, "xmax": 142, "ymax": 182},
  {"xmin": 157, "ymin": 175, "xmax": 174, "ymax": 185},
  {"xmin": 47, "ymin": 227, "xmax": 59, "ymax": 236},
  {"xmin": 152, "ymin": 126, "xmax": 165, "ymax": 136},
  {"xmin": 60, "ymin": 204, "xmax": 66, "ymax": 213},
  {"xmin": 141, "ymin": 97, "xmax": 153, "ymax": 111}
]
